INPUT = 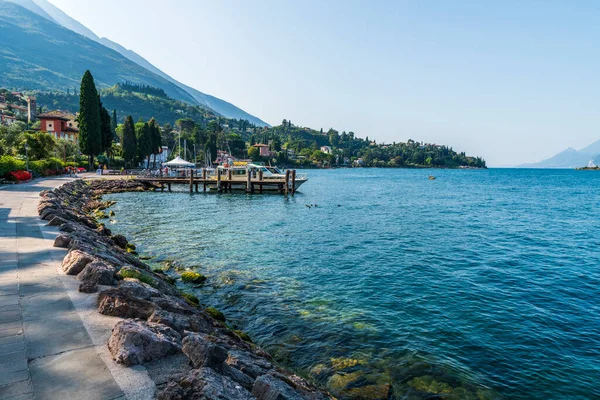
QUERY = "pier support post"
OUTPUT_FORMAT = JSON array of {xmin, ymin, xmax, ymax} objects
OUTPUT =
[
  {"xmin": 258, "ymin": 170, "xmax": 263, "ymax": 194},
  {"xmin": 189, "ymin": 170, "xmax": 194, "ymax": 194},
  {"xmin": 284, "ymin": 170, "xmax": 290, "ymax": 195},
  {"xmin": 246, "ymin": 170, "xmax": 252, "ymax": 193},
  {"xmin": 202, "ymin": 168, "xmax": 207, "ymax": 192},
  {"xmin": 227, "ymin": 169, "xmax": 233, "ymax": 192},
  {"xmin": 291, "ymin": 170, "xmax": 296, "ymax": 195},
  {"xmin": 217, "ymin": 169, "xmax": 222, "ymax": 193},
  {"xmin": 168, "ymin": 182, "xmax": 171, "ymax": 192}
]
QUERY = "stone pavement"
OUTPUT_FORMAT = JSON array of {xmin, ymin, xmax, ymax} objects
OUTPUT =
[{"xmin": 0, "ymin": 177, "xmax": 142, "ymax": 400}]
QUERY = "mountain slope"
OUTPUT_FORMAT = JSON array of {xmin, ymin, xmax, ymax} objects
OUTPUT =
[
  {"xmin": 7, "ymin": 0, "xmax": 270, "ymax": 126},
  {"xmin": 0, "ymin": 1, "xmax": 199, "ymax": 103}
]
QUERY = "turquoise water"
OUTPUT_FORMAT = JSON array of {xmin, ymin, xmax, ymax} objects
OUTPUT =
[{"xmin": 106, "ymin": 169, "xmax": 600, "ymax": 399}]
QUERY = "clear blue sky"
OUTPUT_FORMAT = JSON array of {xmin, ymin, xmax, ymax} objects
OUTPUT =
[{"xmin": 48, "ymin": 0, "xmax": 600, "ymax": 166}]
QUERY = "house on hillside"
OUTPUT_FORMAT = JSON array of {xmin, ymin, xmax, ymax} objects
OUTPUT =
[
  {"xmin": 252, "ymin": 143, "xmax": 272, "ymax": 157},
  {"xmin": 38, "ymin": 111, "xmax": 79, "ymax": 143},
  {"xmin": 320, "ymin": 146, "xmax": 332, "ymax": 154},
  {"xmin": 1, "ymin": 114, "xmax": 16, "ymax": 125}
]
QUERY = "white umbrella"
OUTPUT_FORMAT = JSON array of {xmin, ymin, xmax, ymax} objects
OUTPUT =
[{"xmin": 164, "ymin": 156, "xmax": 195, "ymax": 167}]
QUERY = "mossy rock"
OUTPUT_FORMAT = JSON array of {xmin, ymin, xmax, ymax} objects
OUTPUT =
[
  {"xmin": 327, "ymin": 371, "xmax": 363, "ymax": 392},
  {"xmin": 117, "ymin": 267, "xmax": 156, "ymax": 287},
  {"xmin": 346, "ymin": 384, "xmax": 392, "ymax": 400},
  {"xmin": 126, "ymin": 243, "xmax": 136, "ymax": 251},
  {"xmin": 331, "ymin": 357, "xmax": 365, "ymax": 371},
  {"xmin": 108, "ymin": 210, "xmax": 115, "ymax": 217},
  {"xmin": 94, "ymin": 210, "xmax": 108, "ymax": 219},
  {"xmin": 233, "ymin": 330, "xmax": 252, "ymax": 343},
  {"xmin": 407, "ymin": 375, "xmax": 453, "ymax": 395},
  {"xmin": 206, "ymin": 307, "xmax": 226, "ymax": 322},
  {"xmin": 139, "ymin": 255, "xmax": 153, "ymax": 261},
  {"xmin": 181, "ymin": 271, "xmax": 207, "ymax": 284},
  {"xmin": 181, "ymin": 292, "xmax": 199, "ymax": 306}
]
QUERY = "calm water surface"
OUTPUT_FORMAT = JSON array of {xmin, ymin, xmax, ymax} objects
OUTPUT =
[{"xmin": 106, "ymin": 169, "xmax": 600, "ymax": 399}]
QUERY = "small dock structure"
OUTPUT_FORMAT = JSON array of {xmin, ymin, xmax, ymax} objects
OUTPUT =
[{"xmin": 135, "ymin": 168, "xmax": 300, "ymax": 195}]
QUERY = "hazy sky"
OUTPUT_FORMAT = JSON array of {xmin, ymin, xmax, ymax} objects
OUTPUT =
[{"xmin": 47, "ymin": 0, "xmax": 600, "ymax": 166}]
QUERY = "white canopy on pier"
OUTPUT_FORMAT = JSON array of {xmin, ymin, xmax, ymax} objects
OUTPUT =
[{"xmin": 164, "ymin": 156, "xmax": 195, "ymax": 167}]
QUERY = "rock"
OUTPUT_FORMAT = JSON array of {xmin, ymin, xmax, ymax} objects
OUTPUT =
[
  {"xmin": 53, "ymin": 234, "xmax": 71, "ymax": 248},
  {"xmin": 61, "ymin": 250, "xmax": 93, "ymax": 275},
  {"xmin": 148, "ymin": 309, "xmax": 191, "ymax": 334},
  {"xmin": 47, "ymin": 216, "xmax": 67, "ymax": 227},
  {"xmin": 77, "ymin": 260, "xmax": 116, "ymax": 286},
  {"xmin": 223, "ymin": 364, "xmax": 256, "ymax": 390},
  {"xmin": 108, "ymin": 319, "xmax": 181, "ymax": 366},
  {"xmin": 111, "ymin": 234, "xmax": 128, "ymax": 249},
  {"xmin": 226, "ymin": 349, "xmax": 273, "ymax": 379},
  {"xmin": 154, "ymin": 295, "xmax": 198, "ymax": 316},
  {"xmin": 97, "ymin": 288, "xmax": 157, "ymax": 319},
  {"xmin": 118, "ymin": 278, "xmax": 162, "ymax": 300},
  {"xmin": 182, "ymin": 333, "xmax": 229, "ymax": 372},
  {"xmin": 252, "ymin": 374, "xmax": 304, "ymax": 400},
  {"xmin": 78, "ymin": 282, "xmax": 98, "ymax": 293},
  {"xmin": 180, "ymin": 271, "xmax": 207, "ymax": 284},
  {"xmin": 157, "ymin": 367, "xmax": 253, "ymax": 400}
]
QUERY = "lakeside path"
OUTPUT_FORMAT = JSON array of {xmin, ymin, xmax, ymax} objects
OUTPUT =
[{"xmin": 0, "ymin": 177, "xmax": 155, "ymax": 400}]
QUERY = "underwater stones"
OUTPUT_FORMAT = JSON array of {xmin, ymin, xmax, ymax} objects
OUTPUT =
[
  {"xmin": 407, "ymin": 375, "xmax": 452, "ymax": 396},
  {"xmin": 183, "ymin": 333, "xmax": 229, "ymax": 372},
  {"xmin": 180, "ymin": 271, "xmax": 207, "ymax": 284},
  {"xmin": 252, "ymin": 373, "xmax": 303, "ymax": 400},
  {"xmin": 326, "ymin": 371, "xmax": 363, "ymax": 393},
  {"xmin": 108, "ymin": 319, "xmax": 181, "ymax": 366},
  {"xmin": 97, "ymin": 288, "xmax": 157, "ymax": 319},
  {"xmin": 330, "ymin": 357, "xmax": 365, "ymax": 371},
  {"xmin": 157, "ymin": 367, "xmax": 253, "ymax": 400},
  {"xmin": 345, "ymin": 384, "xmax": 392, "ymax": 400},
  {"xmin": 77, "ymin": 259, "xmax": 116, "ymax": 286},
  {"xmin": 61, "ymin": 249, "xmax": 94, "ymax": 275}
]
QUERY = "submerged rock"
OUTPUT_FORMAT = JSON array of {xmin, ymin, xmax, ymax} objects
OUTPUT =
[{"xmin": 108, "ymin": 319, "xmax": 181, "ymax": 366}]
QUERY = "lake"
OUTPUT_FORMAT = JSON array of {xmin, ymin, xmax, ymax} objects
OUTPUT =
[{"xmin": 105, "ymin": 168, "xmax": 600, "ymax": 399}]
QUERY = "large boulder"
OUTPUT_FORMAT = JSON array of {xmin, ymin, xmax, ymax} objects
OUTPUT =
[
  {"xmin": 226, "ymin": 349, "xmax": 273, "ymax": 379},
  {"xmin": 97, "ymin": 288, "xmax": 157, "ymax": 319},
  {"xmin": 148, "ymin": 309, "xmax": 191, "ymax": 334},
  {"xmin": 157, "ymin": 367, "xmax": 253, "ymax": 400},
  {"xmin": 108, "ymin": 319, "xmax": 181, "ymax": 366},
  {"xmin": 252, "ymin": 374, "xmax": 304, "ymax": 400},
  {"xmin": 61, "ymin": 250, "xmax": 93, "ymax": 275},
  {"xmin": 118, "ymin": 278, "xmax": 162, "ymax": 300},
  {"xmin": 111, "ymin": 234, "xmax": 128, "ymax": 249},
  {"xmin": 77, "ymin": 260, "xmax": 116, "ymax": 286},
  {"xmin": 182, "ymin": 333, "xmax": 229, "ymax": 372}
]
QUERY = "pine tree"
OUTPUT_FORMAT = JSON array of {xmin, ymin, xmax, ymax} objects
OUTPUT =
[
  {"xmin": 121, "ymin": 116, "xmax": 137, "ymax": 168},
  {"xmin": 78, "ymin": 70, "xmax": 102, "ymax": 169}
]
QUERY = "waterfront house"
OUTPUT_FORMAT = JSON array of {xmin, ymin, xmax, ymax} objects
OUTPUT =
[{"xmin": 38, "ymin": 111, "xmax": 79, "ymax": 143}]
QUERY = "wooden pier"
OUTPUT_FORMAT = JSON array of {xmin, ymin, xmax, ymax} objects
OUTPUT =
[{"xmin": 134, "ymin": 169, "xmax": 299, "ymax": 195}]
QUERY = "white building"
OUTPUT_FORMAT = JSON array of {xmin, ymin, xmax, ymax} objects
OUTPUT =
[{"xmin": 320, "ymin": 146, "xmax": 332, "ymax": 154}]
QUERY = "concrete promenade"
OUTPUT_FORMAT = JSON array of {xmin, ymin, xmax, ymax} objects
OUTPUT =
[{"xmin": 0, "ymin": 177, "xmax": 153, "ymax": 399}]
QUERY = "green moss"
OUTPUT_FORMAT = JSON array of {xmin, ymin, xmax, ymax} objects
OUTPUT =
[
  {"xmin": 94, "ymin": 210, "xmax": 108, "ymax": 219},
  {"xmin": 407, "ymin": 376, "xmax": 453, "ymax": 395},
  {"xmin": 206, "ymin": 307, "xmax": 226, "ymax": 322},
  {"xmin": 181, "ymin": 271, "xmax": 207, "ymax": 284},
  {"xmin": 109, "ymin": 210, "xmax": 115, "ymax": 217},
  {"xmin": 181, "ymin": 292, "xmax": 199, "ymax": 306},
  {"xmin": 233, "ymin": 330, "xmax": 252, "ymax": 342},
  {"xmin": 117, "ymin": 268, "xmax": 156, "ymax": 287},
  {"xmin": 126, "ymin": 243, "xmax": 136, "ymax": 251}
]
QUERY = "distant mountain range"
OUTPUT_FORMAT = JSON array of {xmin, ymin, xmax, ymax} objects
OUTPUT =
[
  {"xmin": 0, "ymin": 0, "xmax": 269, "ymax": 126},
  {"xmin": 518, "ymin": 139, "xmax": 600, "ymax": 168}
]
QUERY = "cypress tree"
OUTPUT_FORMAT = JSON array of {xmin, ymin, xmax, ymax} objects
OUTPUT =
[
  {"xmin": 98, "ymin": 97, "xmax": 112, "ymax": 153},
  {"xmin": 136, "ymin": 122, "xmax": 152, "ymax": 168},
  {"xmin": 111, "ymin": 110, "xmax": 118, "ymax": 141},
  {"xmin": 78, "ymin": 70, "xmax": 102, "ymax": 169},
  {"xmin": 121, "ymin": 116, "xmax": 137, "ymax": 168},
  {"xmin": 149, "ymin": 118, "xmax": 162, "ymax": 168}
]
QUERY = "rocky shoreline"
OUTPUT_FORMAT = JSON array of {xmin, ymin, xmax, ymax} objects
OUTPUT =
[{"xmin": 38, "ymin": 178, "xmax": 331, "ymax": 400}]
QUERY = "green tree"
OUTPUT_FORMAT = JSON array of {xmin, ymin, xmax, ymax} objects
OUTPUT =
[
  {"xmin": 248, "ymin": 146, "xmax": 259, "ymax": 161},
  {"xmin": 149, "ymin": 118, "xmax": 162, "ymax": 168},
  {"xmin": 77, "ymin": 70, "xmax": 102, "ymax": 169},
  {"xmin": 111, "ymin": 110, "xmax": 118, "ymax": 141},
  {"xmin": 136, "ymin": 122, "xmax": 152, "ymax": 168},
  {"xmin": 23, "ymin": 131, "xmax": 57, "ymax": 160},
  {"xmin": 99, "ymin": 100, "xmax": 112, "ymax": 152},
  {"xmin": 121, "ymin": 116, "xmax": 137, "ymax": 168}
]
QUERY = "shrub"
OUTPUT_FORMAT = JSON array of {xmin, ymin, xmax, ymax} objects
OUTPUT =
[
  {"xmin": 0, "ymin": 156, "xmax": 26, "ymax": 176},
  {"xmin": 206, "ymin": 307, "xmax": 226, "ymax": 322},
  {"xmin": 180, "ymin": 271, "xmax": 207, "ymax": 284},
  {"xmin": 7, "ymin": 170, "xmax": 32, "ymax": 182}
]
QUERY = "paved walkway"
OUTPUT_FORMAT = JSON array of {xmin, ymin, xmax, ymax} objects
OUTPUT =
[{"xmin": 0, "ymin": 177, "xmax": 148, "ymax": 400}]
